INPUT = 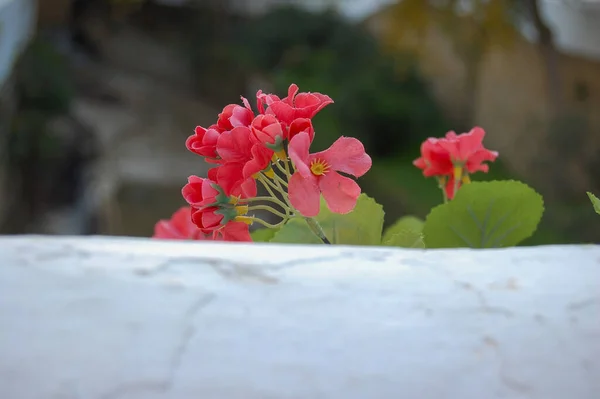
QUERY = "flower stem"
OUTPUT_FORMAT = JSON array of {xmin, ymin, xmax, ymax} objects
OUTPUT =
[
  {"xmin": 259, "ymin": 173, "xmax": 286, "ymax": 195},
  {"xmin": 273, "ymin": 172, "xmax": 289, "ymax": 187},
  {"xmin": 242, "ymin": 195, "xmax": 289, "ymax": 209},
  {"xmin": 273, "ymin": 175, "xmax": 293, "ymax": 209},
  {"xmin": 247, "ymin": 205, "xmax": 287, "ymax": 219},
  {"xmin": 284, "ymin": 157, "xmax": 292, "ymax": 177},
  {"xmin": 273, "ymin": 160, "xmax": 289, "ymax": 178},
  {"xmin": 248, "ymin": 217, "xmax": 286, "ymax": 230},
  {"xmin": 436, "ymin": 177, "xmax": 448, "ymax": 204},
  {"xmin": 305, "ymin": 217, "xmax": 331, "ymax": 245}
]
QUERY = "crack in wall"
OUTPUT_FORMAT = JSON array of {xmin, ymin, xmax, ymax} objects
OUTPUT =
[{"xmin": 97, "ymin": 293, "xmax": 215, "ymax": 399}]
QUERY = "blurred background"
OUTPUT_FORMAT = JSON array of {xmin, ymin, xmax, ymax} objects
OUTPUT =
[{"xmin": 0, "ymin": 0, "xmax": 598, "ymax": 244}]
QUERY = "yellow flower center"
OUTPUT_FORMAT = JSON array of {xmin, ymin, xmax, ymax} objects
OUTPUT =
[{"xmin": 310, "ymin": 159, "xmax": 330, "ymax": 176}]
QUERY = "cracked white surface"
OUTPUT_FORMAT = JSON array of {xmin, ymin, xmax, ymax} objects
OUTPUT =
[{"xmin": 1, "ymin": 236, "xmax": 599, "ymax": 399}]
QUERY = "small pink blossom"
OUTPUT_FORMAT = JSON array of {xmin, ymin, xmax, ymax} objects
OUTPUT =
[{"xmin": 288, "ymin": 132, "xmax": 371, "ymax": 217}]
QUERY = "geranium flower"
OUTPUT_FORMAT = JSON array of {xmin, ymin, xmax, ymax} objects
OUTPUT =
[
  {"xmin": 211, "ymin": 221, "xmax": 252, "ymax": 242},
  {"xmin": 264, "ymin": 84, "xmax": 334, "ymax": 126},
  {"xmin": 250, "ymin": 114, "xmax": 284, "ymax": 146},
  {"xmin": 185, "ymin": 124, "xmax": 223, "ymax": 162},
  {"xmin": 216, "ymin": 99, "xmax": 254, "ymax": 131},
  {"xmin": 152, "ymin": 206, "xmax": 207, "ymax": 240},
  {"xmin": 438, "ymin": 127, "xmax": 498, "ymax": 173},
  {"xmin": 414, "ymin": 127, "xmax": 498, "ymax": 177},
  {"xmin": 288, "ymin": 132, "xmax": 371, "ymax": 217}
]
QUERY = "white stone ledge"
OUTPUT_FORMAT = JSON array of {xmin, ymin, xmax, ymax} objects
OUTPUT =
[{"xmin": 1, "ymin": 236, "xmax": 599, "ymax": 399}]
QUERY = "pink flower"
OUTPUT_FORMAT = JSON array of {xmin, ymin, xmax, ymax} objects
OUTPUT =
[
  {"xmin": 287, "ymin": 118, "xmax": 314, "ymax": 142},
  {"xmin": 266, "ymin": 84, "xmax": 333, "ymax": 126},
  {"xmin": 185, "ymin": 124, "xmax": 222, "ymax": 162},
  {"xmin": 211, "ymin": 163, "xmax": 258, "ymax": 198},
  {"xmin": 250, "ymin": 114, "xmax": 284, "ymax": 146},
  {"xmin": 211, "ymin": 221, "xmax": 252, "ymax": 242},
  {"xmin": 413, "ymin": 137, "xmax": 454, "ymax": 177},
  {"xmin": 438, "ymin": 127, "xmax": 499, "ymax": 173},
  {"xmin": 181, "ymin": 175, "xmax": 220, "ymax": 208},
  {"xmin": 413, "ymin": 127, "xmax": 498, "ymax": 177},
  {"xmin": 288, "ymin": 132, "xmax": 372, "ymax": 217},
  {"xmin": 152, "ymin": 206, "xmax": 207, "ymax": 240},
  {"xmin": 216, "ymin": 99, "xmax": 254, "ymax": 131}
]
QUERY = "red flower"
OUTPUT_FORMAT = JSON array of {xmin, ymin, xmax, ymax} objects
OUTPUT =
[
  {"xmin": 216, "ymin": 99, "xmax": 254, "ymax": 131},
  {"xmin": 266, "ymin": 84, "xmax": 333, "ymax": 126},
  {"xmin": 439, "ymin": 127, "xmax": 499, "ymax": 173},
  {"xmin": 216, "ymin": 126, "xmax": 255, "ymax": 163},
  {"xmin": 256, "ymin": 90, "xmax": 280, "ymax": 115},
  {"xmin": 288, "ymin": 132, "xmax": 371, "ymax": 217},
  {"xmin": 414, "ymin": 127, "xmax": 498, "ymax": 177},
  {"xmin": 250, "ymin": 114, "xmax": 284, "ymax": 146},
  {"xmin": 287, "ymin": 118, "xmax": 314, "ymax": 142},
  {"xmin": 185, "ymin": 124, "xmax": 222, "ymax": 163},
  {"xmin": 190, "ymin": 205, "xmax": 230, "ymax": 233},
  {"xmin": 212, "ymin": 163, "xmax": 258, "ymax": 198},
  {"xmin": 152, "ymin": 206, "xmax": 207, "ymax": 240},
  {"xmin": 413, "ymin": 137, "xmax": 454, "ymax": 177},
  {"xmin": 211, "ymin": 221, "xmax": 252, "ymax": 242},
  {"xmin": 181, "ymin": 175, "xmax": 221, "ymax": 208}
]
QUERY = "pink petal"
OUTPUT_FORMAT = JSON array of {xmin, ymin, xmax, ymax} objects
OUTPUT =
[
  {"xmin": 153, "ymin": 220, "xmax": 181, "ymax": 239},
  {"xmin": 456, "ymin": 126, "xmax": 486, "ymax": 160},
  {"xmin": 319, "ymin": 172, "xmax": 361, "ymax": 214},
  {"xmin": 314, "ymin": 136, "xmax": 372, "ymax": 177},
  {"xmin": 182, "ymin": 176, "xmax": 204, "ymax": 205},
  {"xmin": 220, "ymin": 222, "xmax": 252, "ymax": 242},
  {"xmin": 239, "ymin": 177, "xmax": 257, "ymax": 198},
  {"xmin": 288, "ymin": 172, "xmax": 321, "ymax": 217},
  {"xmin": 285, "ymin": 83, "xmax": 299, "ymax": 105},
  {"xmin": 267, "ymin": 101, "xmax": 295, "ymax": 125},
  {"xmin": 288, "ymin": 132, "xmax": 313, "ymax": 179}
]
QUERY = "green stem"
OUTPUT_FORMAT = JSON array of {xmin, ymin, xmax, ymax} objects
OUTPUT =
[
  {"xmin": 247, "ymin": 205, "xmax": 287, "ymax": 219},
  {"xmin": 273, "ymin": 175, "xmax": 293, "ymax": 208},
  {"xmin": 273, "ymin": 160, "xmax": 289, "ymax": 178},
  {"xmin": 436, "ymin": 177, "xmax": 448, "ymax": 204},
  {"xmin": 257, "ymin": 176, "xmax": 279, "ymax": 200},
  {"xmin": 284, "ymin": 157, "xmax": 292, "ymax": 177},
  {"xmin": 242, "ymin": 195, "xmax": 289, "ymax": 211},
  {"xmin": 259, "ymin": 173, "xmax": 286, "ymax": 195},
  {"xmin": 273, "ymin": 173, "xmax": 289, "ymax": 187},
  {"xmin": 305, "ymin": 217, "xmax": 331, "ymax": 245},
  {"xmin": 249, "ymin": 217, "xmax": 286, "ymax": 230}
]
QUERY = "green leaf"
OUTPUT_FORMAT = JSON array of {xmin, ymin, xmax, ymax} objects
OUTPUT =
[
  {"xmin": 267, "ymin": 218, "xmax": 323, "ymax": 244},
  {"xmin": 382, "ymin": 229, "xmax": 426, "ymax": 248},
  {"xmin": 422, "ymin": 180, "xmax": 544, "ymax": 248},
  {"xmin": 587, "ymin": 192, "xmax": 600, "ymax": 215},
  {"xmin": 250, "ymin": 228, "xmax": 278, "ymax": 242},
  {"xmin": 382, "ymin": 216, "xmax": 424, "ymax": 243},
  {"xmin": 269, "ymin": 194, "xmax": 385, "ymax": 245}
]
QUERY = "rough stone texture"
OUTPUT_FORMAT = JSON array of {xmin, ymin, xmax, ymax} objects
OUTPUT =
[{"xmin": 1, "ymin": 236, "xmax": 599, "ymax": 399}]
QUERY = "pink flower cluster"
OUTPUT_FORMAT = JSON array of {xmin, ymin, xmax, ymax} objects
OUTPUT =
[
  {"xmin": 413, "ymin": 127, "xmax": 498, "ymax": 199},
  {"xmin": 153, "ymin": 84, "xmax": 372, "ymax": 241}
]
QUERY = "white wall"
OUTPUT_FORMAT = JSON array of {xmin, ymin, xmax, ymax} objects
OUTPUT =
[{"xmin": 1, "ymin": 236, "xmax": 599, "ymax": 398}]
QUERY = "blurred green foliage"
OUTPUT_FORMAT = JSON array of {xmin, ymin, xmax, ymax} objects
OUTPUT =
[
  {"xmin": 232, "ymin": 6, "xmax": 450, "ymax": 156},
  {"xmin": 15, "ymin": 37, "xmax": 74, "ymax": 114},
  {"xmin": 9, "ymin": 37, "xmax": 74, "ymax": 165}
]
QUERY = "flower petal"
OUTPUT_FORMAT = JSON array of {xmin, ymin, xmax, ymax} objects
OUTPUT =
[
  {"xmin": 319, "ymin": 171, "xmax": 361, "ymax": 214},
  {"xmin": 288, "ymin": 172, "xmax": 321, "ymax": 217},
  {"xmin": 288, "ymin": 132, "xmax": 313, "ymax": 179},
  {"xmin": 314, "ymin": 136, "xmax": 372, "ymax": 177},
  {"xmin": 218, "ymin": 221, "xmax": 252, "ymax": 242}
]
